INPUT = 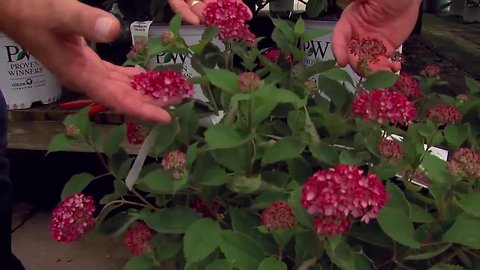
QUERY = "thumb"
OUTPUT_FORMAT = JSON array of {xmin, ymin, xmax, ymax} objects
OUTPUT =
[
  {"xmin": 52, "ymin": 0, "xmax": 120, "ymax": 42},
  {"xmin": 331, "ymin": 17, "xmax": 352, "ymax": 67}
]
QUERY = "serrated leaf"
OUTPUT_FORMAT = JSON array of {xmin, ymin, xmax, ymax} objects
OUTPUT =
[
  {"xmin": 321, "ymin": 68, "xmax": 354, "ymax": 86},
  {"xmin": 259, "ymin": 257, "xmax": 287, "ymax": 270},
  {"xmin": 204, "ymin": 68, "xmax": 239, "ymax": 94},
  {"xmin": 219, "ymin": 230, "xmax": 264, "ymax": 270},
  {"xmin": 154, "ymin": 123, "xmax": 175, "ymax": 156},
  {"xmin": 139, "ymin": 167, "xmax": 175, "ymax": 194},
  {"xmin": 318, "ymin": 75, "xmax": 349, "ymax": 110},
  {"xmin": 271, "ymin": 18, "xmax": 295, "ymax": 43},
  {"xmin": 429, "ymin": 263, "xmax": 466, "ymax": 270},
  {"xmin": 444, "ymin": 124, "xmax": 468, "ymax": 148},
  {"xmin": 465, "ymin": 76, "xmax": 480, "ymax": 94},
  {"xmin": 140, "ymin": 207, "xmax": 201, "ymax": 234},
  {"xmin": 364, "ymin": 71, "xmax": 399, "ymax": 90},
  {"xmin": 123, "ymin": 254, "xmax": 155, "ymax": 270},
  {"xmin": 377, "ymin": 206, "xmax": 420, "ymax": 248},
  {"xmin": 325, "ymin": 236, "xmax": 356, "ymax": 270},
  {"xmin": 103, "ymin": 124, "xmax": 126, "ymax": 157},
  {"xmin": 404, "ymin": 243, "xmax": 451, "ymax": 260},
  {"xmin": 350, "ymin": 223, "xmax": 392, "ymax": 247},
  {"xmin": 421, "ymin": 153, "xmax": 454, "ymax": 185},
  {"xmin": 205, "ymin": 124, "xmax": 245, "ymax": 149},
  {"xmin": 262, "ymin": 137, "xmax": 305, "ymax": 165},
  {"xmin": 151, "ymin": 236, "xmax": 181, "ymax": 261},
  {"xmin": 173, "ymin": 101, "xmax": 199, "ymax": 145},
  {"xmin": 310, "ymin": 142, "xmax": 339, "ymax": 165},
  {"xmin": 186, "ymin": 142, "xmax": 198, "ymax": 167},
  {"xmin": 63, "ymin": 106, "xmax": 92, "ymax": 138},
  {"xmin": 206, "ymin": 259, "xmax": 233, "ymax": 270},
  {"xmin": 295, "ymin": 231, "xmax": 323, "ymax": 267},
  {"xmin": 443, "ymin": 213, "xmax": 480, "ymax": 249},
  {"xmin": 61, "ymin": 173, "xmax": 95, "ymax": 200},
  {"xmin": 47, "ymin": 134, "xmax": 71, "ymax": 154},
  {"xmin": 386, "ymin": 181, "xmax": 411, "ymax": 215},
  {"xmin": 198, "ymin": 166, "xmax": 228, "ymax": 186},
  {"xmin": 288, "ymin": 187, "xmax": 313, "ymax": 228},
  {"xmin": 184, "ymin": 218, "xmax": 221, "ymax": 263}
]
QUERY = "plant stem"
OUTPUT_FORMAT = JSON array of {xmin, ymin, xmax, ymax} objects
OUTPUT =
[
  {"xmin": 85, "ymin": 138, "xmax": 110, "ymax": 172},
  {"xmin": 131, "ymin": 188, "xmax": 156, "ymax": 209},
  {"xmin": 278, "ymin": 246, "xmax": 283, "ymax": 261}
]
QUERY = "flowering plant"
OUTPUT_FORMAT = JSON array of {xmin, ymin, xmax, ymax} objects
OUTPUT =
[{"xmin": 48, "ymin": 1, "xmax": 480, "ymax": 269}]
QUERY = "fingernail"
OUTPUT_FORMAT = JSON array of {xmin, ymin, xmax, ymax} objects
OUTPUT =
[{"xmin": 94, "ymin": 17, "xmax": 114, "ymax": 41}]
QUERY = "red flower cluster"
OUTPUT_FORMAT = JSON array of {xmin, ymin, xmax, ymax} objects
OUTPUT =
[
  {"xmin": 390, "ymin": 72, "xmax": 421, "ymax": 99},
  {"xmin": 189, "ymin": 198, "xmax": 220, "ymax": 219},
  {"xmin": 427, "ymin": 104, "xmax": 462, "ymax": 124},
  {"xmin": 50, "ymin": 194, "xmax": 96, "ymax": 243},
  {"xmin": 261, "ymin": 201, "xmax": 296, "ymax": 230},
  {"xmin": 262, "ymin": 48, "xmax": 292, "ymax": 64},
  {"xmin": 352, "ymin": 89, "xmax": 417, "ymax": 125},
  {"xmin": 131, "ymin": 70, "xmax": 193, "ymax": 105},
  {"xmin": 349, "ymin": 37, "xmax": 387, "ymax": 64},
  {"xmin": 420, "ymin": 64, "xmax": 440, "ymax": 78},
  {"xmin": 378, "ymin": 138, "xmax": 403, "ymax": 163},
  {"xmin": 301, "ymin": 165, "xmax": 389, "ymax": 236},
  {"xmin": 124, "ymin": 222, "xmax": 154, "ymax": 256},
  {"xmin": 447, "ymin": 148, "xmax": 480, "ymax": 178},
  {"xmin": 203, "ymin": 0, "xmax": 255, "ymax": 42},
  {"xmin": 126, "ymin": 122, "xmax": 145, "ymax": 145},
  {"xmin": 161, "ymin": 150, "xmax": 187, "ymax": 179}
]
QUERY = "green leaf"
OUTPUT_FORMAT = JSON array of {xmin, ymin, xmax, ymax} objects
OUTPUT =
[
  {"xmin": 295, "ymin": 231, "xmax": 323, "ymax": 267},
  {"xmin": 47, "ymin": 134, "xmax": 71, "ymax": 154},
  {"xmin": 211, "ymin": 145, "xmax": 248, "ymax": 174},
  {"xmin": 141, "ymin": 207, "xmax": 201, "ymax": 234},
  {"xmin": 304, "ymin": 60, "xmax": 337, "ymax": 77},
  {"xmin": 227, "ymin": 175, "xmax": 262, "ymax": 194},
  {"xmin": 317, "ymin": 75, "xmax": 349, "ymax": 110},
  {"xmin": 404, "ymin": 243, "xmax": 452, "ymax": 260},
  {"xmin": 198, "ymin": 166, "xmax": 228, "ymax": 186},
  {"xmin": 321, "ymin": 68, "xmax": 354, "ymax": 86},
  {"xmin": 310, "ymin": 142, "xmax": 339, "ymax": 165},
  {"xmin": 287, "ymin": 157, "xmax": 313, "ymax": 182},
  {"xmin": 103, "ymin": 124, "xmax": 126, "ymax": 157},
  {"xmin": 151, "ymin": 236, "xmax": 181, "ymax": 261},
  {"xmin": 186, "ymin": 142, "xmax": 198, "ymax": 167},
  {"xmin": 251, "ymin": 191, "xmax": 289, "ymax": 209},
  {"xmin": 288, "ymin": 187, "xmax": 313, "ymax": 228},
  {"xmin": 262, "ymin": 137, "xmax": 305, "ymax": 165},
  {"xmin": 421, "ymin": 153, "xmax": 454, "ymax": 185},
  {"xmin": 443, "ymin": 213, "xmax": 480, "ymax": 249},
  {"xmin": 302, "ymin": 28, "xmax": 331, "ymax": 43},
  {"xmin": 458, "ymin": 193, "xmax": 480, "ymax": 217},
  {"xmin": 444, "ymin": 124, "xmax": 468, "ymax": 148},
  {"xmin": 123, "ymin": 254, "xmax": 156, "ymax": 270},
  {"xmin": 363, "ymin": 71, "xmax": 399, "ymax": 90},
  {"xmin": 294, "ymin": 18, "xmax": 305, "ymax": 36},
  {"xmin": 97, "ymin": 212, "xmax": 138, "ymax": 237},
  {"xmin": 100, "ymin": 178, "xmax": 127, "ymax": 204},
  {"xmin": 206, "ymin": 259, "xmax": 233, "ymax": 270},
  {"xmin": 61, "ymin": 173, "xmax": 95, "ymax": 200},
  {"xmin": 386, "ymin": 181, "xmax": 411, "ymax": 215},
  {"xmin": 205, "ymin": 124, "xmax": 245, "ymax": 149},
  {"xmin": 306, "ymin": 0, "xmax": 326, "ymax": 18},
  {"xmin": 377, "ymin": 206, "xmax": 420, "ymax": 248},
  {"xmin": 201, "ymin": 26, "xmax": 220, "ymax": 42},
  {"xmin": 173, "ymin": 101, "xmax": 199, "ymax": 145},
  {"xmin": 325, "ymin": 236, "xmax": 356, "ymax": 270},
  {"xmin": 465, "ymin": 76, "xmax": 480, "ymax": 94},
  {"xmin": 184, "ymin": 218, "xmax": 221, "ymax": 263},
  {"xmin": 205, "ymin": 68, "xmax": 239, "ymax": 94},
  {"xmin": 169, "ymin": 14, "xmax": 182, "ymax": 35},
  {"xmin": 271, "ymin": 18, "xmax": 295, "ymax": 42},
  {"xmin": 219, "ymin": 230, "xmax": 264, "ymax": 270},
  {"xmin": 63, "ymin": 106, "xmax": 92, "ymax": 138},
  {"xmin": 259, "ymin": 257, "xmax": 287, "ymax": 270},
  {"xmin": 339, "ymin": 150, "xmax": 364, "ymax": 166},
  {"xmin": 139, "ymin": 167, "xmax": 175, "ymax": 194},
  {"xmin": 350, "ymin": 223, "xmax": 392, "ymax": 248},
  {"xmin": 109, "ymin": 148, "xmax": 132, "ymax": 179},
  {"xmin": 429, "ymin": 264, "xmax": 466, "ymax": 270},
  {"xmin": 154, "ymin": 123, "xmax": 176, "ymax": 156},
  {"xmin": 409, "ymin": 203, "xmax": 435, "ymax": 223}
]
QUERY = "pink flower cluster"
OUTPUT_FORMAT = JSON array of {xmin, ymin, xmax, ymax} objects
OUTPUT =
[
  {"xmin": 352, "ymin": 89, "xmax": 417, "ymax": 125},
  {"xmin": 50, "ymin": 194, "xmax": 96, "ymax": 243},
  {"xmin": 262, "ymin": 48, "xmax": 293, "ymax": 64},
  {"xmin": 203, "ymin": 0, "xmax": 255, "ymax": 42},
  {"xmin": 126, "ymin": 122, "xmax": 145, "ymax": 145},
  {"xmin": 261, "ymin": 201, "xmax": 296, "ymax": 230},
  {"xmin": 124, "ymin": 222, "xmax": 154, "ymax": 256},
  {"xmin": 161, "ymin": 150, "xmax": 187, "ymax": 179},
  {"xmin": 349, "ymin": 37, "xmax": 387, "ymax": 64},
  {"xmin": 301, "ymin": 165, "xmax": 389, "ymax": 236},
  {"xmin": 390, "ymin": 72, "xmax": 421, "ymax": 99},
  {"xmin": 131, "ymin": 70, "xmax": 193, "ymax": 105},
  {"xmin": 378, "ymin": 138, "xmax": 403, "ymax": 164},
  {"xmin": 427, "ymin": 104, "xmax": 462, "ymax": 124},
  {"xmin": 447, "ymin": 148, "xmax": 480, "ymax": 178}
]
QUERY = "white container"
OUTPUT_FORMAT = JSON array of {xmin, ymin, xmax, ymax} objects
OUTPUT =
[
  {"xmin": 0, "ymin": 33, "xmax": 61, "ymax": 110},
  {"xmin": 450, "ymin": 0, "xmax": 465, "ymax": 16},
  {"xmin": 302, "ymin": 20, "xmax": 402, "ymax": 93}
]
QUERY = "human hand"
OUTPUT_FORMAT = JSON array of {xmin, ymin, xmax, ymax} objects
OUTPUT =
[
  {"xmin": 332, "ymin": 0, "xmax": 421, "ymax": 75},
  {"xmin": 168, "ymin": 0, "xmax": 252, "ymax": 25},
  {"xmin": 0, "ymin": 0, "xmax": 172, "ymax": 123}
]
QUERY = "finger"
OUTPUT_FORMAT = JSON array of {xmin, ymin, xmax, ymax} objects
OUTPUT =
[
  {"xmin": 331, "ymin": 16, "xmax": 352, "ymax": 67},
  {"xmin": 169, "ymin": 0, "xmax": 201, "ymax": 25},
  {"xmin": 51, "ymin": 0, "xmax": 120, "ymax": 42},
  {"xmin": 103, "ymin": 61, "xmax": 144, "ymax": 77},
  {"xmin": 190, "ymin": 1, "xmax": 207, "ymax": 22},
  {"xmin": 119, "ymin": 94, "xmax": 172, "ymax": 123}
]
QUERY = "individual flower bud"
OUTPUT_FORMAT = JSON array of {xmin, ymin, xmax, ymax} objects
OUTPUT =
[
  {"xmin": 261, "ymin": 201, "xmax": 296, "ymax": 230},
  {"xmin": 161, "ymin": 30, "xmax": 175, "ymax": 44},
  {"xmin": 65, "ymin": 124, "xmax": 80, "ymax": 138},
  {"xmin": 238, "ymin": 72, "xmax": 261, "ymax": 93}
]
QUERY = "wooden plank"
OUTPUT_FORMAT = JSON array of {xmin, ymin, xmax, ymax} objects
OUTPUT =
[{"xmin": 7, "ymin": 120, "xmax": 140, "ymax": 154}]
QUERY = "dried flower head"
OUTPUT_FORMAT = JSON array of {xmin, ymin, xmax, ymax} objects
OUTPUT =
[
  {"xmin": 447, "ymin": 148, "xmax": 480, "ymax": 179},
  {"xmin": 203, "ymin": 0, "xmax": 255, "ymax": 41},
  {"xmin": 352, "ymin": 89, "xmax": 417, "ymax": 125},
  {"xmin": 420, "ymin": 64, "xmax": 441, "ymax": 79},
  {"xmin": 390, "ymin": 72, "xmax": 421, "ymax": 99},
  {"xmin": 161, "ymin": 150, "xmax": 187, "ymax": 179},
  {"xmin": 50, "ymin": 194, "xmax": 96, "ymax": 243},
  {"xmin": 131, "ymin": 70, "xmax": 193, "ymax": 105},
  {"xmin": 127, "ymin": 40, "xmax": 148, "ymax": 60},
  {"xmin": 349, "ymin": 37, "xmax": 387, "ymax": 64},
  {"xmin": 126, "ymin": 122, "xmax": 145, "ymax": 145},
  {"xmin": 427, "ymin": 104, "xmax": 462, "ymax": 124},
  {"xmin": 124, "ymin": 222, "xmax": 154, "ymax": 256},
  {"xmin": 262, "ymin": 48, "xmax": 292, "ymax": 64},
  {"xmin": 261, "ymin": 201, "xmax": 296, "ymax": 230},
  {"xmin": 301, "ymin": 165, "xmax": 389, "ymax": 236},
  {"xmin": 238, "ymin": 72, "xmax": 261, "ymax": 93},
  {"xmin": 378, "ymin": 138, "xmax": 403, "ymax": 164}
]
